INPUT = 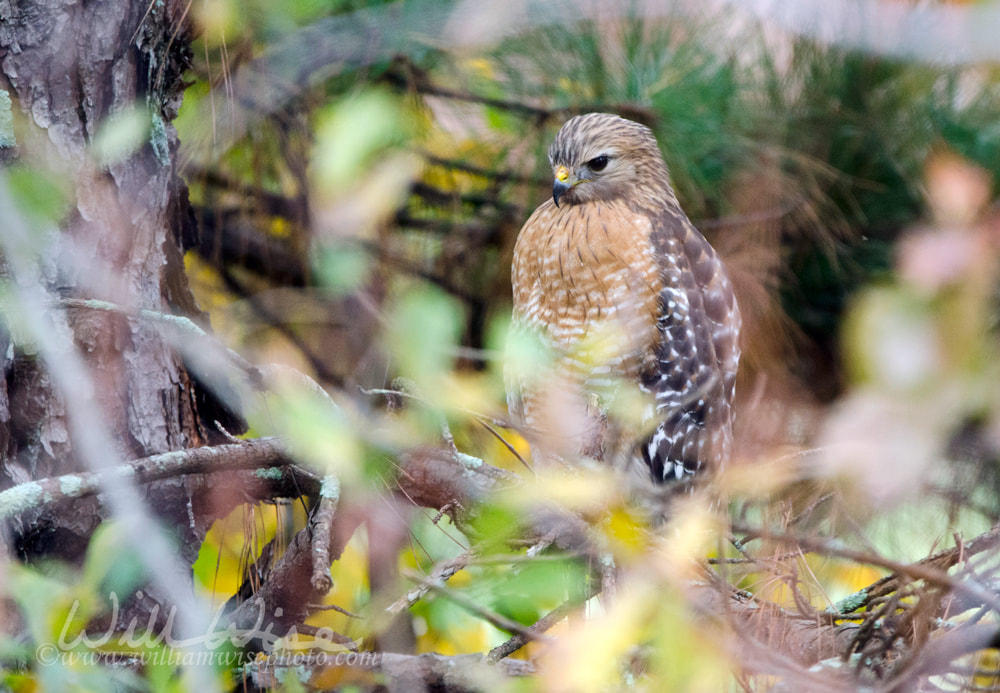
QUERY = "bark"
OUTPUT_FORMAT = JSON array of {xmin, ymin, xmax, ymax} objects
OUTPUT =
[
  {"xmin": 247, "ymin": 652, "xmax": 536, "ymax": 692},
  {"xmin": 0, "ymin": 0, "xmax": 243, "ymax": 622}
]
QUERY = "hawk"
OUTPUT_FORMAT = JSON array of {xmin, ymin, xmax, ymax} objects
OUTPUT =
[{"xmin": 507, "ymin": 113, "xmax": 740, "ymax": 483}]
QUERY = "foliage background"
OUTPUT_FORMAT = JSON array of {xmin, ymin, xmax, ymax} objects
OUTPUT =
[{"xmin": 3, "ymin": 0, "xmax": 1000, "ymax": 691}]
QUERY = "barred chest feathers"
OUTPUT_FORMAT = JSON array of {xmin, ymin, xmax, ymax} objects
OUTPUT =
[{"xmin": 511, "ymin": 198, "xmax": 665, "ymax": 378}]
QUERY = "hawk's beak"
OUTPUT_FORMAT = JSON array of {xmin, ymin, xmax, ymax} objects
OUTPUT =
[{"xmin": 553, "ymin": 165, "xmax": 572, "ymax": 207}]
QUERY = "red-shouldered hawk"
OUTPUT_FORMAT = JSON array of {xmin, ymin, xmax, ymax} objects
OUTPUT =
[{"xmin": 507, "ymin": 113, "xmax": 740, "ymax": 483}]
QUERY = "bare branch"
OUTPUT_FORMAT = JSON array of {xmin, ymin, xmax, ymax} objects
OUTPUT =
[
  {"xmin": 0, "ymin": 437, "xmax": 294, "ymax": 522},
  {"xmin": 732, "ymin": 523, "xmax": 1000, "ymax": 616},
  {"xmin": 224, "ymin": 509, "xmax": 365, "ymax": 647},
  {"xmin": 246, "ymin": 652, "xmax": 535, "ymax": 691},
  {"xmin": 308, "ymin": 603, "xmax": 362, "ymax": 619},
  {"xmin": 57, "ymin": 297, "xmax": 261, "ymax": 385},
  {"xmin": 487, "ymin": 580, "xmax": 600, "ymax": 662},
  {"xmin": 845, "ymin": 523, "xmax": 1000, "ymax": 614},
  {"xmin": 310, "ymin": 475, "xmax": 342, "ymax": 594},
  {"xmin": 387, "ymin": 549, "xmax": 476, "ymax": 615}
]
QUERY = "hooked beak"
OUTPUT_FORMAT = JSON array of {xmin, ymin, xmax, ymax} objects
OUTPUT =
[{"xmin": 552, "ymin": 165, "xmax": 572, "ymax": 207}]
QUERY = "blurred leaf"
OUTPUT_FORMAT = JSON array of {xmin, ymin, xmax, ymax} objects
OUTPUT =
[
  {"xmin": 315, "ymin": 243, "xmax": 372, "ymax": 295},
  {"xmin": 408, "ymin": 512, "xmax": 469, "ymax": 571},
  {"xmin": 5, "ymin": 166, "xmax": 71, "ymax": 229},
  {"xmin": 426, "ymin": 599, "xmax": 493, "ymax": 655},
  {"xmin": 504, "ymin": 469, "xmax": 620, "ymax": 516},
  {"xmin": 192, "ymin": 0, "xmax": 244, "ymax": 46},
  {"xmin": 83, "ymin": 521, "xmax": 148, "ymax": 602},
  {"xmin": 173, "ymin": 81, "xmax": 209, "ymax": 151},
  {"xmin": 313, "ymin": 90, "xmax": 411, "ymax": 192},
  {"xmin": 602, "ymin": 507, "xmax": 648, "ymax": 562},
  {"xmin": 7, "ymin": 565, "xmax": 81, "ymax": 645},
  {"xmin": 483, "ymin": 106, "xmax": 518, "ymax": 135},
  {"xmin": 501, "ymin": 321, "xmax": 555, "ymax": 408},
  {"xmin": 468, "ymin": 503, "xmax": 522, "ymax": 554},
  {"xmin": 487, "ymin": 560, "xmax": 585, "ymax": 625},
  {"xmin": 843, "ymin": 286, "xmax": 941, "ymax": 392},
  {"xmin": 277, "ymin": 393, "xmax": 361, "ymax": 481},
  {"xmin": 924, "ymin": 150, "xmax": 991, "ymax": 225},
  {"xmin": 384, "ymin": 285, "xmax": 464, "ymax": 395},
  {"xmin": 92, "ymin": 105, "xmax": 150, "ymax": 166},
  {"xmin": 646, "ymin": 588, "xmax": 732, "ymax": 691}
]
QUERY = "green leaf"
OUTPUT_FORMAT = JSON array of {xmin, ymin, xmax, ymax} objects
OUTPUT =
[
  {"xmin": 313, "ymin": 90, "xmax": 410, "ymax": 192},
  {"xmin": 82, "ymin": 521, "xmax": 148, "ymax": 601},
  {"xmin": 384, "ymin": 285, "xmax": 464, "ymax": 393},
  {"xmin": 316, "ymin": 243, "xmax": 372, "ymax": 295},
  {"xmin": 5, "ymin": 166, "xmax": 72, "ymax": 228},
  {"xmin": 92, "ymin": 105, "xmax": 151, "ymax": 166}
]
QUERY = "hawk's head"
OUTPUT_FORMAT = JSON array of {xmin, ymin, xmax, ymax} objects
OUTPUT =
[{"xmin": 547, "ymin": 113, "xmax": 670, "ymax": 208}]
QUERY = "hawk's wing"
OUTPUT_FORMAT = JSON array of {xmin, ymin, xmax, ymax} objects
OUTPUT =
[{"xmin": 640, "ymin": 211, "xmax": 741, "ymax": 482}]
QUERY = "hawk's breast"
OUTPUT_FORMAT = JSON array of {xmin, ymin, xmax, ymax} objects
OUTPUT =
[{"xmin": 512, "ymin": 199, "xmax": 664, "ymax": 378}]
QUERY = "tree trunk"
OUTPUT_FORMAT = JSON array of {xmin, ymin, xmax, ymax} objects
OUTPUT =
[{"xmin": 0, "ymin": 0, "xmax": 241, "ymax": 613}]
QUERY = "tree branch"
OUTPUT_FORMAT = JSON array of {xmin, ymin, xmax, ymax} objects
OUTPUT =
[
  {"xmin": 57, "ymin": 297, "xmax": 261, "ymax": 385},
  {"xmin": 487, "ymin": 581, "xmax": 600, "ymax": 662},
  {"xmin": 387, "ymin": 549, "xmax": 475, "ymax": 615},
  {"xmin": 246, "ymin": 652, "xmax": 535, "ymax": 691},
  {"xmin": 310, "ymin": 475, "xmax": 341, "ymax": 594},
  {"xmin": 732, "ymin": 522, "xmax": 1000, "ymax": 616},
  {"xmin": 0, "ymin": 437, "xmax": 295, "ymax": 522}
]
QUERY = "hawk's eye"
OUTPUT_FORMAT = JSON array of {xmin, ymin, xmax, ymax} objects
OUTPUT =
[{"xmin": 588, "ymin": 155, "xmax": 610, "ymax": 172}]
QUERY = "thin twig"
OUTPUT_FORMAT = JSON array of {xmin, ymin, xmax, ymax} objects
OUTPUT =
[
  {"xmin": 307, "ymin": 603, "xmax": 362, "ymax": 619},
  {"xmin": 419, "ymin": 151, "xmax": 549, "ymax": 186},
  {"xmin": 789, "ymin": 492, "xmax": 835, "ymax": 528},
  {"xmin": 290, "ymin": 623, "xmax": 359, "ymax": 651},
  {"xmin": 362, "ymin": 386, "xmax": 530, "ymax": 480},
  {"xmin": 708, "ymin": 550, "xmax": 805, "ymax": 566},
  {"xmin": 733, "ymin": 523, "xmax": 1000, "ymax": 617},
  {"xmin": 403, "ymin": 569, "xmax": 543, "ymax": 641},
  {"xmin": 387, "ymin": 550, "xmax": 476, "ymax": 615},
  {"xmin": 487, "ymin": 580, "xmax": 601, "ymax": 662},
  {"xmin": 441, "ymin": 418, "xmax": 459, "ymax": 455},
  {"xmin": 477, "ymin": 416, "xmax": 534, "ymax": 474},
  {"xmin": 57, "ymin": 297, "xmax": 261, "ymax": 385},
  {"xmin": 465, "ymin": 552, "xmax": 583, "ymax": 566},
  {"xmin": 215, "ymin": 420, "xmax": 244, "ymax": 443},
  {"xmin": 694, "ymin": 198, "xmax": 806, "ymax": 230}
]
